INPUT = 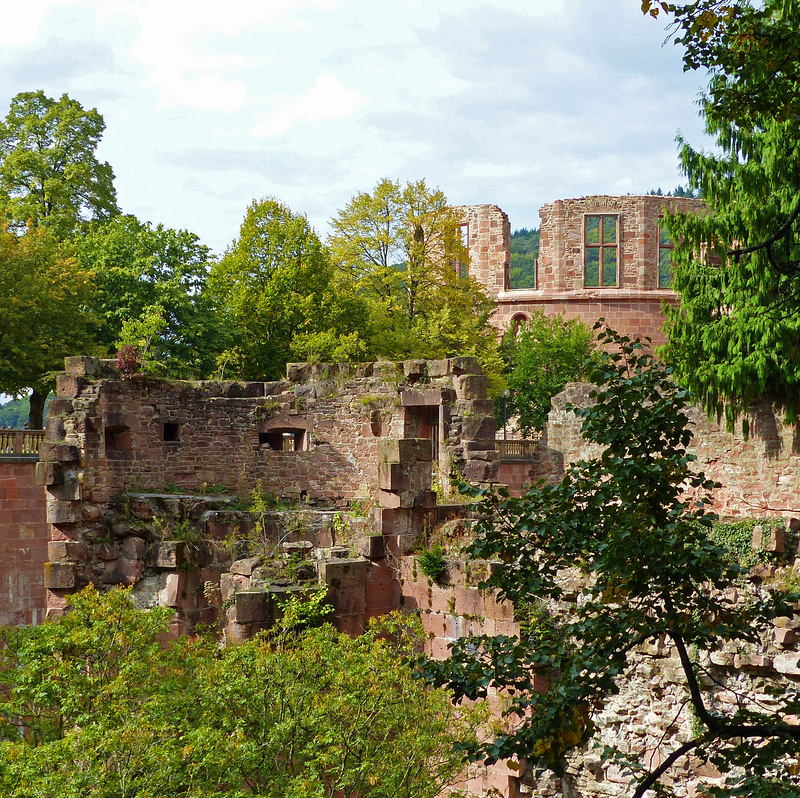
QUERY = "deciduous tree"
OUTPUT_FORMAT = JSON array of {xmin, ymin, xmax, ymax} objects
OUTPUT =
[
  {"xmin": 0, "ymin": 226, "xmax": 94, "ymax": 427},
  {"xmin": 0, "ymin": 91, "xmax": 118, "ymax": 237},
  {"xmin": 499, "ymin": 310, "xmax": 595, "ymax": 436},
  {"xmin": 209, "ymin": 198, "xmax": 368, "ymax": 380},
  {"xmin": 329, "ymin": 179, "xmax": 502, "ymax": 389},
  {"xmin": 0, "ymin": 588, "xmax": 480, "ymax": 798},
  {"xmin": 421, "ymin": 328, "xmax": 800, "ymax": 797}
]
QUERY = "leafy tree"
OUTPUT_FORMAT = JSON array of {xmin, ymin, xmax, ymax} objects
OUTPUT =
[
  {"xmin": 210, "ymin": 198, "xmax": 368, "ymax": 380},
  {"xmin": 421, "ymin": 327, "xmax": 800, "ymax": 797},
  {"xmin": 509, "ymin": 228, "xmax": 539, "ymax": 290},
  {"xmin": 0, "ymin": 91, "xmax": 118, "ymax": 237},
  {"xmin": 329, "ymin": 179, "xmax": 503, "ymax": 388},
  {"xmin": 76, "ymin": 214, "xmax": 223, "ymax": 378},
  {"xmin": 499, "ymin": 310, "xmax": 595, "ymax": 436},
  {"xmin": 0, "ymin": 396, "xmax": 51, "ymax": 429},
  {"xmin": 0, "ymin": 226, "xmax": 94, "ymax": 427},
  {"xmin": 0, "ymin": 588, "xmax": 480, "ymax": 798}
]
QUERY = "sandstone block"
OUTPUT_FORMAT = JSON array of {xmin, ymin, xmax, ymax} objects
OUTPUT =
[
  {"xmin": 48, "ymin": 540, "xmax": 86, "ymax": 562},
  {"xmin": 45, "ymin": 416, "xmax": 65, "ymax": 439},
  {"xmin": 35, "ymin": 461, "xmax": 64, "ymax": 486},
  {"xmin": 47, "ymin": 398, "xmax": 73, "ymax": 416},
  {"xmin": 97, "ymin": 543, "xmax": 119, "ymax": 560},
  {"xmin": 461, "ymin": 415, "xmax": 495, "ymax": 441},
  {"xmin": 46, "ymin": 496, "xmax": 78, "ymax": 525},
  {"xmin": 774, "ymin": 627, "xmax": 798, "ymax": 647},
  {"xmin": 50, "ymin": 480, "xmax": 83, "ymax": 501},
  {"xmin": 372, "ymin": 361, "xmax": 400, "ymax": 378},
  {"xmin": 220, "ymin": 572, "xmax": 249, "ymax": 602},
  {"xmin": 426, "ymin": 359, "xmax": 449, "ymax": 377},
  {"xmin": 121, "ymin": 536, "xmax": 147, "ymax": 560},
  {"xmin": 462, "ymin": 460, "xmax": 499, "ymax": 483},
  {"xmin": 64, "ymin": 356, "xmax": 101, "ymax": 376},
  {"xmin": 378, "ymin": 438, "xmax": 432, "ymax": 464},
  {"xmin": 102, "ymin": 557, "xmax": 143, "ymax": 585},
  {"xmin": 401, "ymin": 388, "xmax": 443, "ymax": 407},
  {"xmin": 286, "ymin": 363, "xmax": 312, "ymax": 382},
  {"xmin": 40, "ymin": 442, "xmax": 80, "ymax": 463},
  {"xmin": 753, "ymin": 523, "xmax": 786, "ymax": 553},
  {"xmin": 229, "ymin": 556, "xmax": 262, "ymax": 576},
  {"xmin": 455, "ymin": 375, "xmax": 488, "ymax": 400},
  {"xmin": 354, "ymin": 535, "xmax": 385, "ymax": 559},
  {"xmin": 402, "ymin": 359, "xmax": 426, "ymax": 380},
  {"xmin": 56, "ymin": 374, "xmax": 84, "ymax": 399},
  {"xmin": 235, "ymin": 590, "xmax": 270, "ymax": 624},
  {"xmin": 150, "ymin": 541, "xmax": 191, "ymax": 569},
  {"xmin": 159, "ymin": 573, "xmax": 184, "ymax": 608},
  {"xmin": 43, "ymin": 562, "xmax": 77, "ymax": 590},
  {"xmin": 448, "ymin": 356, "xmax": 480, "ymax": 375}
]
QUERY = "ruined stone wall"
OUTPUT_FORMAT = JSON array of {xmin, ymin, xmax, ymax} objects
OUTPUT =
[
  {"xmin": 539, "ymin": 383, "xmax": 800, "ymax": 519},
  {"xmin": 36, "ymin": 355, "xmax": 498, "ymax": 617},
  {"xmin": 460, "ymin": 196, "xmax": 705, "ymax": 345},
  {"xmin": 455, "ymin": 204, "xmax": 511, "ymax": 295},
  {"xmin": 0, "ymin": 461, "xmax": 48, "ymax": 625}
]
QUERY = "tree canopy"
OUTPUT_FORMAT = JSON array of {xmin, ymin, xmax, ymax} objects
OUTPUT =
[
  {"xmin": 209, "ymin": 197, "xmax": 369, "ymax": 380},
  {"xmin": 77, "ymin": 214, "xmax": 223, "ymax": 379},
  {"xmin": 650, "ymin": 1, "xmax": 800, "ymax": 424},
  {"xmin": 422, "ymin": 327, "xmax": 800, "ymax": 796},
  {"xmin": 0, "ymin": 91, "xmax": 118, "ymax": 237},
  {"xmin": 0, "ymin": 226, "xmax": 94, "ymax": 427},
  {"xmin": 499, "ymin": 311, "xmax": 595, "ymax": 436},
  {"xmin": 329, "ymin": 178, "xmax": 502, "ymax": 389},
  {"xmin": 0, "ymin": 588, "xmax": 479, "ymax": 798}
]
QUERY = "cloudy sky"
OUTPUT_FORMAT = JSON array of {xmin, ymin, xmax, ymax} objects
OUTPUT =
[{"xmin": 0, "ymin": 0, "xmax": 712, "ymax": 256}]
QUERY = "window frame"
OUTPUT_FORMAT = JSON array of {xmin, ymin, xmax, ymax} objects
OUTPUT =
[
  {"xmin": 583, "ymin": 214, "xmax": 619, "ymax": 288},
  {"xmin": 657, "ymin": 222, "xmax": 675, "ymax": 289}
]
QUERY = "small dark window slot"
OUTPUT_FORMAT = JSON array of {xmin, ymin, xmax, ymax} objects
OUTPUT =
[{"xmin": 162, "ymin": 423, "xmax": 180, "ymax": 442}]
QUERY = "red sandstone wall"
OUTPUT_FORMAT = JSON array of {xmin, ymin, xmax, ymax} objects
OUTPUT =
[
  {"xmin": 0, "ymin": 461, "xmax": 48, "ymax": 626},
  {"xmin": 460, "ymin": 196, "xmax": 705, "ymax": 346},
  {"xmin": 540, "ymin": 383, "xmax": 800, "ymax": 519}
]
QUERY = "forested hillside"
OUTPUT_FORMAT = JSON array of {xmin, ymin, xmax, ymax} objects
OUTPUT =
[{"xmin": 509, "ymin": 228, "xmax": 539, "ymax": 289}]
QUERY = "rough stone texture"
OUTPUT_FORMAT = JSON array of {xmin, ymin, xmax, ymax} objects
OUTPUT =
[
  {"xmin": 538, "ymin": 383, "xmax": 800, "ymax": 519},
  {"xmin": 0, "ymin": 461, "xmax": 49, "ymax": 625},
  {"xmin": 458, "ymin": 196, "xmax": 705, "ymax": 345}
]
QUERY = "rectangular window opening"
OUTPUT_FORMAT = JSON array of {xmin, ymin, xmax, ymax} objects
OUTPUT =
[
  {"xmin": 162, "ymin": 422, "xmax": 180, "ymax": 442},
  {"xmin": 584, "ymin": 214, "xmax": 619, "ymax": 287},
  {"xmin": 658, "ymin": 224, "xmax": 675, "ymax": 288}
]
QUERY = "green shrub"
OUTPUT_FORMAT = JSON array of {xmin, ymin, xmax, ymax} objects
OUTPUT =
[{"xmin": 417, "ymin": 545, "xmax": 447, "ymax": 583}]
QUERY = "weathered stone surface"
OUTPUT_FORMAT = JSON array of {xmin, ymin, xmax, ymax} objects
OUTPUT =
[
  {"xmin": 774, "ymin": 653, "xmax": 800, "ymax": 676},
  {"xmin": 35, "ymin": 461, "xmax": 64, "ymax": 486},
  {"xmin": 235, "ymin": 590, "xmax": 269, "ymax": 623},
  {"xmin": 220, "ymin": 572, "xmax": 249, "ymax": 602},
  {"xmin": 64, "ymin": 356, "xmax": 101, "ymax": 376},
  {"xmin": 229, "ymin": 556, "xmax": 262, "ymax": 576},
  {"xmin": 159, "ymin": 572, "xmax": 183, "ymax": 608},
  {"xmin": 402, "ymin": 359, "xmax": 426, "ymax": 380},
  {"xmin": 43, "ymin": 561, "xmax": 77, "ymax": 589},
  {"xmin": 101, "ymin": 557, "xmax": 143, "ymax": 585},
  {"xmin": 39, "ymin": 442, "xmax": 80, "ymax": 463},
  {"xmin": 47, "ymin": 540, "xmax": 86, "ymax": 561},
  {"xmin": 56, "ymin": 374, "xmax": 84, "ymax": 399},
  {"xmin": 402, "ymin": 388, "xmax": 443, "ymax": 407},
  {"xmin": 378, "ymin": 438, "xmax": 432, "ymax": 464},
  {"xmin": 121, "ymin": 536, "xmax": 147, "ymax": 560},
  {"xmin": 286, "ymin": 363, "xmax": 312, "ymax": 382},
  {"xmin": 461, "ymin": 415, "xmax": 495, "ymax": 441},
  {"xmin": 448, "ymin": 356, "xmax": 480, "ymax": 375},
  {"xmin": 354, "ymin": 535, "xmax": 385, "ymax": 559},
  {"xmin": 150, "ymin": 540, "xmax": 191, "ymax": 569},
  {"xmin": 753, "ymin": 523, "xmax": 786, "ymax": 553},
  {"xmin": 455, "ymin": 374, "xmax": 488, "ymax": 400},
  {"xmin": 46, "ymin": 496, "xmax": 79, "ymax": 525}
]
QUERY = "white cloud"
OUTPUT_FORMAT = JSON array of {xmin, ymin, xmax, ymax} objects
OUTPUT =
[{"xmin": 251, "ymin": 74, "xmax": 362, "ymax": 137}]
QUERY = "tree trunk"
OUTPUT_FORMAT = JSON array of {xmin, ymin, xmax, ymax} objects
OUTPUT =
[{"xmin": 29, "ymin": 388, "xmax": 46, "ymax": 430}]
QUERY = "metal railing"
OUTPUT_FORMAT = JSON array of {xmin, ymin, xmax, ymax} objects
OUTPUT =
[
  {"xmin": 0, "ymin": 429, "xmax": 45, "ymax": 459},
  {"xmin": 495, "ymin": 439, "xmax": 537, "ymax": 461}
]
